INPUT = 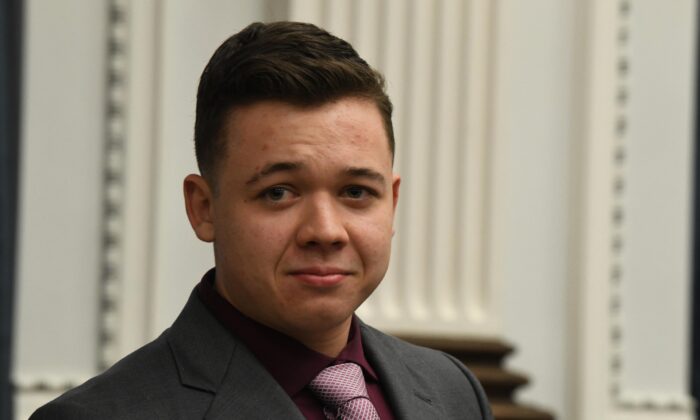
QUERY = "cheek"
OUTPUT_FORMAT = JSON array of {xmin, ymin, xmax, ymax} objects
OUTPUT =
[
  {"xmin": 353, "ymin": 216, "xmax": 394, "ymax": 274},
  {"xmin": 238, "ymin": 226, "xmax": 281, "ymax": 252},
  {"xmin": 216, "ymin": 211, "xmax": 283, "ymax": 257},
  {"xmin": 235, "ymin": 214, "xmax": 297, "ymax": 262}
]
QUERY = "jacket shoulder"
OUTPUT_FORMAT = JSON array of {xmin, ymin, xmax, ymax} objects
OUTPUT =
[
  {"xmin": 29, "ymin": 399, "xmax": 100, "ymax": 420},
  {"xmin": 361, "ymin": 323, "xmax": 493, "ymax": 419},
  {"xmin": 29, "ymin": 330, "xmax": 211, "ymax": 420}
]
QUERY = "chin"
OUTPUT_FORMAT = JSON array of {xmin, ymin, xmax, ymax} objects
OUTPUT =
[{"xmin": 295, "ymin": 303, "xmax": 357, "ymax": 329}]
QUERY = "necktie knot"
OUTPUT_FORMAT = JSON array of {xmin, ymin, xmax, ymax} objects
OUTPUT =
[{"xmin": 309, "ymin": 363, "xmax": 380, "ymax": 420}]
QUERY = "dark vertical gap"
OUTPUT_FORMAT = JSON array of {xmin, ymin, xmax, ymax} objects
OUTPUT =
[
  {"xmin": 0, "ymin": 0, "xmax": 23, "ymax": 419},
  {"xmin": 692, "ymin": 2, "xmax": 700, "ymax": 417}
]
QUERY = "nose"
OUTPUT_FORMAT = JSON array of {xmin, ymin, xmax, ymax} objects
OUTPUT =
[{"xmin": 295, "ymin": 194, "xmax": 349, "ymax": 251}]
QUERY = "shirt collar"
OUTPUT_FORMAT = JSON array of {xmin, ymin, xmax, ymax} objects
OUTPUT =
[{"xmin": 196, "ymin": 268, "xmax": 378, "ymax": 396}]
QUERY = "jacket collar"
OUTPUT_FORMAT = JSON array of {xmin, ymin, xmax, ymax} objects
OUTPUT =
[
  {"xmin": 167, "ymin": 289, "xmax": 234, "ymax": 393},
  {"xmin": 166, "ymin": 290, "xmax": 305, "ymax": 419},
  {"xmin": 167, "ymin": 290, "xmax": 442, "ymax": 419},
  {"xmin": 360, "ymin": 322, "xmax": 445, "ymax": 419}
]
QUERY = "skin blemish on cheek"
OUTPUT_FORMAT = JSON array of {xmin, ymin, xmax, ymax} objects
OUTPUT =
[{"xmin": 261, "ymin": 144, "xmax": 269, "ymax": 151}]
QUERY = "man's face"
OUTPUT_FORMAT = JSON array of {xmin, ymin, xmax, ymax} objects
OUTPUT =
[{"xmin": 186, "ymin": 97, "xmax": 400, "ymax": 342}]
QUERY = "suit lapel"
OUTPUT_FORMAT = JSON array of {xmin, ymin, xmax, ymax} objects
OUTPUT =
[
  {"xmin": 203, "ymin": 342, "xmax": 305, "ymax": 420},
  {"xmin": 169, "ymin": 292, "xmax": 444, "ymax": 419},
  {"xmin": 167, "ymin": 291, "xmax": 305, "ymax": 420},
  {"xmin": 361, "ymin": 323, "xmax": 445, "ymax": 419}
]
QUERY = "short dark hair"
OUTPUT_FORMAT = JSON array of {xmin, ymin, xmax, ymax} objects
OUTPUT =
[{"xmin": 194, "ymin": 21, "xmax": 394, "ymax": 183}]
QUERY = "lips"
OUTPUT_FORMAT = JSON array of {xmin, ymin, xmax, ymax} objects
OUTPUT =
[{"xmin": 288, "ymin": 267, "xmax": 352, "ymax": 287}]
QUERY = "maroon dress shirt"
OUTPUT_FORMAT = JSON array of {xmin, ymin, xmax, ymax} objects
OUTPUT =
[{"xmin": 196, "ymin": 269, "xmax": 395, "ymax": 420}]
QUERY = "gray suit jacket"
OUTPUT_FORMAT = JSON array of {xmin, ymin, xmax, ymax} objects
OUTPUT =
[{"xmin": 31, "ymin": 290, "xmax": 493, "ymax": 419}]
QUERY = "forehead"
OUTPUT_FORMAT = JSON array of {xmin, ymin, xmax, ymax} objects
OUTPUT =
[{"xmin": 220, "ymin": 98, "xmax": 392, "ymax": 173}]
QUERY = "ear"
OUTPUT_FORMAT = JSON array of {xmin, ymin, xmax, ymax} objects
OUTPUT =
[
  {"xmin": 390, "ymin": 174, "xmax": 401, "ymax": 236},
  {"xmin": 391, "ymin": 173, "xmax": 401, "ymax": 214},
  {"xmin": 183, "ymin": 174, "xmax": 215, "ymax": 242}
]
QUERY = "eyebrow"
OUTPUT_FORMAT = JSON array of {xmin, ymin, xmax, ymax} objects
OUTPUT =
[
  {"xmin": 344, "ymin": 167, "xmax": 386, "ymax": 184},
  {"xmin": 245, "ymin": 161, "xmax": 303, "ymax": 185},
  {"xmin": 244, "ymin": 162, "xmax": 386, "ymax": 186}
]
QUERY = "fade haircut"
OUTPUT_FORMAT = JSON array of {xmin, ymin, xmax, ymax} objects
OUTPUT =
[{"xmin": 194, "ymin": 21, "xmax": 394, "ymax": 185}]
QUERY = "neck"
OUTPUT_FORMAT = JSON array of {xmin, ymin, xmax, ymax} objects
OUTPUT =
[{"xmin": 291, "ymin": 318, "xmax": 353, "ymax": 357}]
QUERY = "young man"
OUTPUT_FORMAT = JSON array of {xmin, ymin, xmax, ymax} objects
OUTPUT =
[{"xmin": 31, "ymin": 22, "xmax": 492, "ymax": 419}]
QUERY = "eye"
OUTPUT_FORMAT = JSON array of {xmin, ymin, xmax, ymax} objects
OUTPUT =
[
  {"xmin": 261, "ymin": 186, "xmax": 293, "ymax": 202},
  {"xmin": 343, "ymin": 185, "xmax": 375, "ymax": 200}
]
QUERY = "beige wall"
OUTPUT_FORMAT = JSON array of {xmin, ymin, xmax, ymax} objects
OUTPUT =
[{"xmin": 12, "ymin": 1, "xmax": 697, "ymax": 419}]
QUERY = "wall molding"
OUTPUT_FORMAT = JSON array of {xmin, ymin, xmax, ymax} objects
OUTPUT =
[
  {"xmin": 609, "ymin": 0, "xmax": 693, "ymax": 414},
  {"xmin": 616, "ymin": 392, "xmax": 694, "ymax": 412},
  {"xmin": 575, "ymin": 0, "xmax": 696, "ymax": 417},
  {"xmin": 609, "ymin": 0, "xmax": 629, "ymax": 407},
  {"xmin": 98, "ymin": 0, "xmax": 130, "ymax": 370}
]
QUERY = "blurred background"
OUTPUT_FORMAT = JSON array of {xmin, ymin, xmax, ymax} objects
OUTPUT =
[{"xmin": 1, "ymin": 0, "xmax": 698, "ymax": 419}]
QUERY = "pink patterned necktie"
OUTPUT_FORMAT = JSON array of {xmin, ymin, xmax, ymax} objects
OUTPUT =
[{"xmin": 308, "ymin": 362, "xmax": 381, "ymax": 420}]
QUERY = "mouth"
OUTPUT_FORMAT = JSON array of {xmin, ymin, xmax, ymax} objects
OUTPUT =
[{"xmin": 287, "ymin": 267, "xmax": 353, "ymax": 287}]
